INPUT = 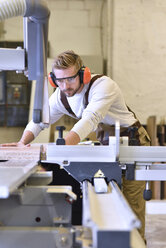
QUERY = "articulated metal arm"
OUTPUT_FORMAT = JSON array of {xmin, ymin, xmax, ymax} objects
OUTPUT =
[{"xmin": 0, "ymin": 0, "xmax": 50, "ymax": 123}]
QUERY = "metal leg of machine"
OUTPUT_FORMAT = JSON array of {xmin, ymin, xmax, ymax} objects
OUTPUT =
[{"xmin": 0, "ymin": 178, "xmax": 80, "ymax": 248}]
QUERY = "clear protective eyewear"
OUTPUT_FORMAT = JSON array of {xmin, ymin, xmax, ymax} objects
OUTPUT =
[{"xmin": 55, "ymin": 71, "xmax": 79, "ymax": 85}]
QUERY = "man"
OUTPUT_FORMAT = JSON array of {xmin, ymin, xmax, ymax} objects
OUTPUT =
[{"xmin": 2, "ymin": 50, "xmax": 150, "ymax": 239}]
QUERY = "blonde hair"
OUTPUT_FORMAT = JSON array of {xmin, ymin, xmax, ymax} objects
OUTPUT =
[{"xmin": 52, "ymin": 50, "xmax": 83, "ymax": 72}]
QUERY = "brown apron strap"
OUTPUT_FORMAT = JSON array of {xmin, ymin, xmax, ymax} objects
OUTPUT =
[
  {"xmin": 127, "ymin": 105, "xmax": 138, "ymax": 120},
  {"xmin": 126, "ymin": 105, "xmax": 142, "ymax": 128},
  {"xmin": 60, "ymin": 74, "xmax": 104, "ymax": 117},
  {"xmin": 84, "ymin": 74, "xmax": 104, "ymax": 107}
]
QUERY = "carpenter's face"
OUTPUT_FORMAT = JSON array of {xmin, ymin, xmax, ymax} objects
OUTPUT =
[{"xmin": 53, "ymin": 65, "xmax": 83, "ymax": 97}]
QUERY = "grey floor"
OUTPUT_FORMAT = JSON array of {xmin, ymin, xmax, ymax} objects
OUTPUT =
[{"xmin": 146, "ymin": 214, "xmax": 166, "ymax": 248}]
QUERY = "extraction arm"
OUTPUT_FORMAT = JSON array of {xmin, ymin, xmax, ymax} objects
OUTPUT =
[{"xmin": 0, "ymin": 0, "xmax": 50, "ymax": 123}]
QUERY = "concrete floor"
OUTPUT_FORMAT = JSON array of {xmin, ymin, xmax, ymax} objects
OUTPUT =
[
  {"xmin": 145, "ymin": 200, "xmax": 166, "ymax": 248},
  {"xmin": 146, "ymin": 214, "xmax": 166, "ymax": 248}
]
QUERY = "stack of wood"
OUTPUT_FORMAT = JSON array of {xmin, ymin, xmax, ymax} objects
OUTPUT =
[{"xmin": 146, "ymin": 116, "xmax": 166, "ymax": 199}]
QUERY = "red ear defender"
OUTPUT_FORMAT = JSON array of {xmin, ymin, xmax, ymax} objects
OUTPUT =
[
  {"xmin": 48, "ymin": 72, "xmax": 58, "ymax": 88},
  {"xmin": 83, "ymin": 67, "xmax": 91, "ymax": 84},
  {"xmin": 79, "ymin": 67, "xmax": 91, "ymax": 84}
]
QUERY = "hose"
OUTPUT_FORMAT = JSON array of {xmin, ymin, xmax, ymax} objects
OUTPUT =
[
  {"xmin": 0, "ymin": 0, "xmax": 26, "ymax": 21},
  {"xmin": 0, "ymin": 0, "xmax": 50, "ymax": 22}
]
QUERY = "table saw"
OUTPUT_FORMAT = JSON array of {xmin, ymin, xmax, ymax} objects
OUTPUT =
[{"xmin": 0, "ymin": 136, "xmax": 166, "ymax": 248}]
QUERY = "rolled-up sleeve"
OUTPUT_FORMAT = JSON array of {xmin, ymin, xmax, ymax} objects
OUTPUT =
[
  {"xmin": 71, "ymin": 114, "xmax": 98, "ymax": 141},
  {"xmin": 24, "ymin": 89, "xmax": 65, "ymax": 138},
  {"xmin": 24, "ymin": 120, "xmax": 49, "ymax": 138}
]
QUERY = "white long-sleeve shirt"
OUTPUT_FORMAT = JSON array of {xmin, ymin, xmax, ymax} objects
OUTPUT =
[{"xmin": 25, "ymin": 75, "xmax": 137, "ymax": 141}]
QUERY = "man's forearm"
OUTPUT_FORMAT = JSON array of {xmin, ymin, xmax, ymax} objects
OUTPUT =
[
  {"xmin": 64, "ymin": 131, "xmax": 80, "ymax": 145},
  {"xmin": 19, "ymin": 130, "xmax": 35, "ymax": 145}
]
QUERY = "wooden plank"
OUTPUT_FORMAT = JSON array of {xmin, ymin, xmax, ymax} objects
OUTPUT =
[
  {"xmin": 146, "ymin": 116, "xmax": 158, "ymax": 146},
  {"xmin": 146, "ymin": 116, "xmax": 161, "ymax": 199},
  {"xmin": 0, "ymin": 144, "xmax": 42, "ymax": 161}
]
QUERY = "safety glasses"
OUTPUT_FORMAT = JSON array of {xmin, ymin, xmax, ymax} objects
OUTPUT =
[{"xmin": 54, "ymin": 71, "xmax": 79, "ymax": 85}]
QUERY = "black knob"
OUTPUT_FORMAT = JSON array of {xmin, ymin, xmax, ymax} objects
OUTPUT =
[
  {"xmin": 143, "ymin": 189, "xmax": 152, "ymax": 201},
  {"xmin": 56, "ymin": 126, "xmax": 66, "ymax": 138},
  {"xmin": 56, "ymin": 126, "xmax": 66, "ymax": 145}
]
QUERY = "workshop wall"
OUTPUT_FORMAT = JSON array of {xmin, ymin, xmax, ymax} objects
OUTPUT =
[
  {"xmin": 0, "ymin": 0, "xmax": 166, "ymax": 125},
  {"xmin": 108, "ymin": 0, "xmax": 166, "ymax": 125},
  {"xmin": 0, "ymin": 0, "xmax": 107, "ymax": 57}
]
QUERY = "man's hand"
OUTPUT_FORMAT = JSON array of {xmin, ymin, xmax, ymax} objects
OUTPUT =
[
  {"xmin": 0, "ymin": 130, "xmax": 35, "ymax": 148},
  {"xmin": 65, "ymin": 131, "xmax": 80, "ymax": 145},
  {"xmin": 0, "ymin": 141, "xmax": 30, "ymax": 147}
]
